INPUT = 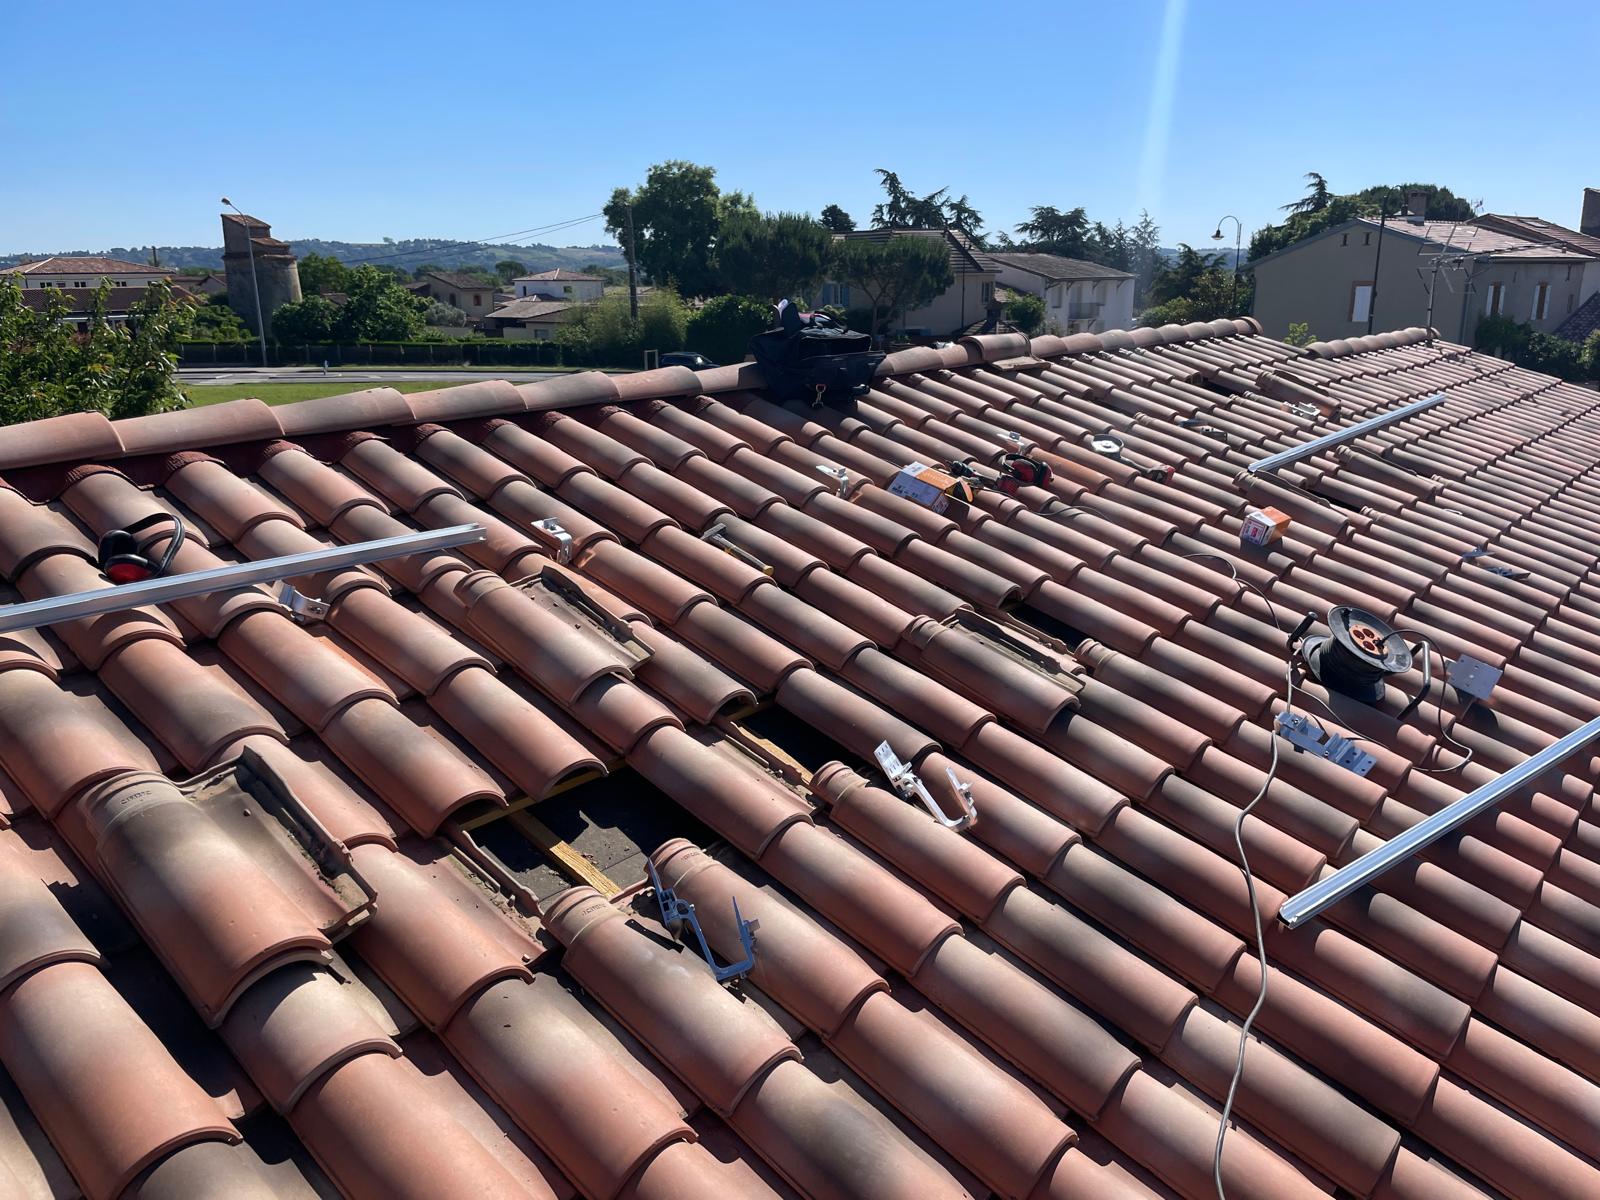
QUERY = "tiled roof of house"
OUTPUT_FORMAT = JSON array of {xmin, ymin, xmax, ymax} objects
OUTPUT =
[
  {"xmin": 2, "ymin": 256, "xmax": 168, "ymax": 276},
  {"xmin": 989, "ymin": 251, "xmax": 1135, "ymax": 282},
  {"xmin": 0, "ymin": 319, "xmax": 1599, "ymax": 1198},
  {"xmin": 1475, "ymin": 213, "xmax": 1600, "ymax": 260},
  {"xmin": 1355, "ymin": 218, "xmax": 1596, "ymax": 261},
  {"xmin": 1554, "ymin": 291, "xmax": 1600, "ymax": 344},
  {"xmin": 420, "ymin": 271, "xmax": 500, "ymax": 291},
  {"xmin": 517, "ymin": 270, "xmax": 603, "ymax": 282},
  {"xmin": 16, "ymin": 283, "xmax": 196, "ymax": 314},
  {"xmin": 485, "ymin": 297, "xmax": 574, "ymax": 321}
]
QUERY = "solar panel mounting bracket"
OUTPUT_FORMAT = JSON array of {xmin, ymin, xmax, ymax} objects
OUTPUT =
[
  {"xmin": 278, "ymin": 583, "xmax": 330, "ymax": 624},
  {"xmin": 873, "ymin": 741, "xmax": 977, "ymax": 830},
  {"xmin": 645, "ymin": 859, "xmax": 758, "ymax": 984}
]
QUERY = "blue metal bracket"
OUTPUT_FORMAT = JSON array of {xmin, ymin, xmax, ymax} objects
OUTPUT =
[{"xmin": 645, "ymin": 859, "xmax": 759, "ymax": 984}]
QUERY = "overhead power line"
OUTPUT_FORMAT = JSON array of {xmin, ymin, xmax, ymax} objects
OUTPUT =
[{"xmin": 295, "ymin": 213, "xmax": 608, "ymax": 269}]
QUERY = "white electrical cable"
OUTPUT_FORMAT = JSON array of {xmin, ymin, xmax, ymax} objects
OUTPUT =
[
  {"xmin": 1213, "ymin": 645, "xmax": 1294, "ymax": 1199},
  {"xmin": 1387, "ymin": 628, "xmax": 1475, "ymax": 774}
]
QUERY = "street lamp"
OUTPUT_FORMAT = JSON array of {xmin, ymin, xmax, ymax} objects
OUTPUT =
[
  {"xmin": 221, "ymin": 197, "xmax": 268, "ymax": 368},
  {"xmin": 1212, "ymin": 215, "xmax": 1243, "ymax": 315}
]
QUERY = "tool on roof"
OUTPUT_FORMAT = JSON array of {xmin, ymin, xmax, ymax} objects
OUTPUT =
[
  {"xmin": 1279, "ymin": 711, "xmax": 1600, "ymax": 928},
  {"xmin": 1246, "ymin": 393, "xmax": 1444, "ymax": 474},
  {"xmin": 746, "ymin": 304, "xmax": 884, "ymax": 408},
  {"xmin": 97, "ymin": 511, "xmax": 185, "ymax": 584},
  {"xmin": 645, "ymin": 859, "xmax": 758, "ymax": 983},
  {"xmin": 0, "ymin": 524, "xmax": 486, "ymax": 635},
  {"xmin": 702, "ymin": 523, "xmax": 773, "ymax": 576},
  {"xmin": 872, "ymin": 741, "xmax": 977, "ymax": 831},
  {"xmin": 945, "ymin": 453, "xmax": 1053, "ymax": 498},
  {"xmin": 1293, "ymin": 605, "xmax": 1413, "ymax": 703}
]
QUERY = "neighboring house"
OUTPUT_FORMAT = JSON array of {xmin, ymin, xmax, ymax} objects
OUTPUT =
[
  {"xmin": 514, "ymin": 270, "xmax": 604, "ymax": 301},
  {"xmin": 1, "ymin": 255, "xmax": 170, "ymax": 291},
  {"xmin": 1473, "ymin": 187, "xmax": 1600, "ymax": 307},
  {"xmin": 1554, "ymin": 291, "xmax": 1600, "ymax": 345},
  {"xmin": 1250, "ymin": 194, "xmax": 1593, "ymax": 342},
  {"xmin": 820, "ymin": 228, "xmax": 1000, "ymax": 337},
  {"xmin": 176, "ymin": 271, "xmax": 228, "ymax": 298},
  {"xmin": 413, "ymin": 272, "xmax": 501, "ymax": 321},
  {"xmin": 12, "ymin": 282, "xmax": 197, "ymax": 326},
  {"xmin": 483, "ymin": 297, "xmax": 575, "ymax": 339},
  {"xmin": 221, "ymin": 211, "xmax": 303, "ymax": 337},
  {"xmin": 987, "ymin": 252, "xmax": 1135, "ymax": 334}
]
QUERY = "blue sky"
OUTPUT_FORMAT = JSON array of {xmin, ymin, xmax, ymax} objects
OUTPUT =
[{"xmin": 4, "ymin": 0, "xmax": 1597, "ymax": 255}]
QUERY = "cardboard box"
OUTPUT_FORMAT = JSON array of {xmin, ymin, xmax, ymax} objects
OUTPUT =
[{"xmin": 1241, "ymin": 506, "xmax": 1292, "ymax": 546}]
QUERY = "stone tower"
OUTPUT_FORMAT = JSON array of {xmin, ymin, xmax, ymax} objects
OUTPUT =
[{"xmin": 221, "ymin": 211, "xmax": 303, "ymax": 337}]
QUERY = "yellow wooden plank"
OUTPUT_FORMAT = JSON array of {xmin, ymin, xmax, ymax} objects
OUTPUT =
[
  {"xmin": 452, "ymin": 765, "xmax": 609, "ymax": 831},
  {"xmin": 508, "ymin": 810, "xmax": 618, "ymax": 896}
]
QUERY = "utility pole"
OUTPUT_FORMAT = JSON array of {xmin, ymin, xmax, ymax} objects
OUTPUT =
[
  {"xmin": 625, "ymin": 203, "xmax": 639, "ymax": 320},
  {"xmin": 1366, "ymin": 207, "xmax": 1388, "ymax": 335}
]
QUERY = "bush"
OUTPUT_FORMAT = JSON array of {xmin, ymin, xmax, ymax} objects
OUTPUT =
[
  {"xmin": 423, "ymin": 300, "xmax": 470, "ymax": 326},
  {"xmin": 1284, "ymin": 321, "xmax": 1316, "ymax": 347},
  {"xmin": 1584, "ymin": 330, "xmax": 1600, "ymax": 380},
  {"xmin": 685, "ymin": 294, "xmax": 770, "ymax": 363},
  {"xmin": 558, "ymin": 288, "xmax": 692, "ymax": 366},
  {"xmin": 2, "ymin": 278, "xmax": 189, "ymax": 425},
  {"xmin": 1475, "ymin": 314, "xmax": 1586, "ymax": 382},
  {"xmin": 1003, "ymin": 292, "xmax": 1046, "ymax": 335}
]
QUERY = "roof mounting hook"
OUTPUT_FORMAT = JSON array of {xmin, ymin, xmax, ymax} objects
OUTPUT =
[
  {"xmin": 278, "ymin": 582, "xmax": 330, "ymax": 624},
  {"xmin": 1089, "ymin": 432, "xmax": 1125, "ymax": 459},
  {"xmin": 645, "ymin": 859, "xmax": 758, "ymax": 984},
  {"xmin": 873, "ymin": 741, "xmax": 977, "ymax": 830},
  {"xmin": 530, "ymin": 519, "xmax": 573, "ymax": 564},
  {"xmin": 815, "ymin": 463, "xmax": 849, "ymax": 497}
]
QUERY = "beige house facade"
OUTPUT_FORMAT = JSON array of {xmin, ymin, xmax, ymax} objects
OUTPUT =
[{"xmin": 1250, "ymin": 217, "xmax": 1593, "ymax": 343}]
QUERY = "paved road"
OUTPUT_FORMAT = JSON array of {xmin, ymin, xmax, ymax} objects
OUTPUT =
[{"xmin": 177, "ymin": 366, "xmax": 582, "ymax": 385}]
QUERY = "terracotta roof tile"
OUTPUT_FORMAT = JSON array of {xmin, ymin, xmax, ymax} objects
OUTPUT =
[{"xmin": 1, "ymin": 318, "xmax": 1599, "ymax": 1195}]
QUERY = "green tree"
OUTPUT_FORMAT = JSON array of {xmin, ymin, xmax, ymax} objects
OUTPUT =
[
  {"xmin": 604, "ymin": 161, "xmax": 726, "ymax": 297},
  {"xmin": 579, "ymin": 263, "xmax": 629, "ymax": 287},
  {"xmin": 638, "ymin": 288, "xmax": 689, "ymax": 352},
  {"xmin": 557, "ymin": 288, "xmax": 690, "ymax": 364},
  {"xmin": 271, "ymin": 294, "xmax": 340, "ymax": 342},
  {"xmin": 1475, "ymin": 314, "xmax": 1586, "ymax": 381},
  {"xmin": 1584, "ymin": 330, "xmax": 1600, "ymax": 381},
  {"xmin": 1250, "ymin": 179, "xmax": 1476, "ymax": 262},
  {"xmin": 423, "ymin": 300, "xmax": 470, "ymax": 327},
  {"xmin": 495, "ymin": 259, "xmax": 528, "ymax": 284},
  {"xmin": 187, "ymin": 296, "xmax": 251, "ymax": 341},
  {"xmin": 1015, "ymin": 206, "xmax": 1091, "ymax": 258},
  {"xmin": 686, "ymin": 294, "xmax": 770, "ymax": 363},
  {"xmin": 829, "ymin": 234, "xmax": 953, "ymax": 336},
  {"xmin": 1003, "ymin": 291, "xmax": 1046, "ymax": 335},
  {"xmin": 1284, "ymin": 321, "xmax": 1316, "ymax": 347},
  {"xmin": 819, "ymin": 204, "xmax": 855, "ymax": 233},
  {"xmin": 1146, "ymin": 244, "xmax": 1224, "ymax": 307},
  {"xmin": 1283, "ymin": 171, "xmax": 1332, "ymax": 214},
  {"xmin": 1128, "ymin": 210, "xmax": 1163, "ymax": 303},
  {"xmin": 335, "ymin": 265, "xmax": 427, "ymax": 340},
  {"xmin": 1, "ymin": 278, "xmax": 189, "ymax": 425},
  {"xmin": 297, "ymin": 251, "xmax": 352, "ymax": 296},
  {"xmin": 869, "ymin": 170, "xmax": 983, "ymax": 241},
  {"xmin": 716, "ymin": 211, "xmax": 832, "ymax": 301}
]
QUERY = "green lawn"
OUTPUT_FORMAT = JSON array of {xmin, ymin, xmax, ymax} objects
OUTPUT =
[{"xmin": 183, "ymin": 381, "xmax": 442, "ymax": 406}]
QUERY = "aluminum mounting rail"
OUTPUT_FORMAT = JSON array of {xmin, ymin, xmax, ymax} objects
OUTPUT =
[
  {"xmin": 0, "ymin": 523, "xmax": 486, "ymax": 635},
  {"xmin": 1246, "ymin": 393, "xmax": 1445, "ymax": 474},
  {"xmin": 1279, "ymin": 712, "xmax": 1600, "ymax": 927}
]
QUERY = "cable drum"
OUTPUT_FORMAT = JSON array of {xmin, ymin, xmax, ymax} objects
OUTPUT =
[{"xmin": 1300, "ymin": 605, "xmax": 1413, "ymax": 702}]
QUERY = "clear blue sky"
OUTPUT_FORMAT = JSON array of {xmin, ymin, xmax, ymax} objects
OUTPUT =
[{"xmin": 4, "ymin": 0, "xmax": 1596, "ymax": 255}]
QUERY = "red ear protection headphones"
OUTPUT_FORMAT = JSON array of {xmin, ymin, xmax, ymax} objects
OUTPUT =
[
  {"xmin": 995, "ymin": 453, "xmax": 1053, "ymax": 495},
  {"xmin": 96, "ymin": 512, "xmax": 185, "ymax": 584}
]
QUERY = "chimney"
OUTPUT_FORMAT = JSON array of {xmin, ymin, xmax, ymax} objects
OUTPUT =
[
  {"xmin": 1582, "ymin": 188, "xmax": 1600, "ymax": 237},
  {"xmin": 1404, "ymin": 190, "xmax": 1428, "ymax": 224}
]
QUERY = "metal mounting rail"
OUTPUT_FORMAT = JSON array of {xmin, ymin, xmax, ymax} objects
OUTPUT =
[
  {"xmin": 0, "ymin": 523, "xmax": 486, "ymax": 634},
  {"xmin": 1246, "ymin": 394, "xmax": 1445, "ymax": 474},
  {"xmin": 1279, "ymin": 713, "xmax": 1600, "ymax": 927}
]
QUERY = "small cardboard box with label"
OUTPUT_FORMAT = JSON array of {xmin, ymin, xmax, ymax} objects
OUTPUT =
[
  {"xmin": 887, "ymin": 462, "xmax": 973, "ymax": 513},
  {"xmin": 1240, "ymin": 506, "xmax": 1292, "ymax": 546}
]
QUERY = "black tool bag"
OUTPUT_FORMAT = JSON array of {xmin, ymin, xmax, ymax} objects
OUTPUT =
[{"xmin": 748, "ymin": 308, "xmax": 885, "ymax": 406}]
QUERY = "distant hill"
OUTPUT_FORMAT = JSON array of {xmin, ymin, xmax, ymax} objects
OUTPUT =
[{"xmin": 0, "ymin": 238, "xmax": 628, "ymax": 275}]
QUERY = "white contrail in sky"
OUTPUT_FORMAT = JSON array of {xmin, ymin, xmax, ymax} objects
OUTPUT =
[{"xmin": 1137, "ymin": 0, "xmax": 1188, "ymax": 216}]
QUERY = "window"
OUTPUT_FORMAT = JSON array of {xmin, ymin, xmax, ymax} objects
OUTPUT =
[
  {"xmin": 1349, "ymin": 282, "xmax": 1373, "ymax": 323},
  {"xmin": 1569, "ymin": 293, "xmax": 1577, "ymax": 313},
  {"xmin": 1340, "ymin": 233, "xmax": 1348, "ymax": 246},
  {"xmin": 981, "ymin": 281, "xmax": 995, "ymax": 304},
  {"xmin": 1532, "ymin": 282, "xmax": 1550, "ymax": 321},
  {"xmin": 1485, "ymin": 281, "xmax": 1505, "ymax": 316},
  {"xmin": 1364, "ymin": 232, "xmax": 1372, "ymax": 245},
  {"xmin": 449, "ymin": 293, "xmax": 457, "ymax": 306},
  {"xmin": 563, "ymin": 285, "xmax": 573, "ymax": 295},
  {"xmin": 74, "ymin": 280, "xmax": 88, "ymax": 288},
  {"xmin": 472, "ymin": 294, "xmax": 482, "ymax": 306},
  {"xmin": 1566, "ymin": 265, "xmax": 1574, "ymax": 281}
]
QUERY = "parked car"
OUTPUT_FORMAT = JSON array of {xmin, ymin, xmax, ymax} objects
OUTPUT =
[{"xmin": 660, "ymin": 351, "xmax": 718, "ymax": 370}]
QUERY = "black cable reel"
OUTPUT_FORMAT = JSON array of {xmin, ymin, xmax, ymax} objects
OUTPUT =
[{"xmin": 1291, "ymin": 605, "xmax": 1413, "ymax": 703}]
